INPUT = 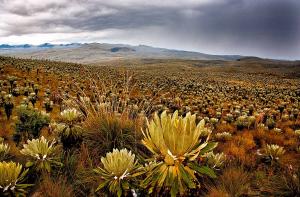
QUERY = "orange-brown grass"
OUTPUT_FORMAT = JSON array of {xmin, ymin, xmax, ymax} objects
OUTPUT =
[
  {"xmin": 253, "ymin": 129, "xmax": 285, "ymax": 147},
  {"xmin": 279, "ymin": 120, "xmax": 296, "ymax": 129},
  {"xmin": 33, "ymin": 175, "xmax": 74, "ymax": 197},
  {"xmin": 73, "ymin": 145, "xmax": 101, "ymax": 196},
  {"xmin": 206, "ymin": 167, "xmax": 252, "ymax": 197},
  {"xmin": 283, "ymin": 138, "xmax": 299, "ymax": 151},
  {"xmin": 39, "ymin": 127, "xmax": 57, "ymax": 141},
  {"xmin": 264, "ymin": 131, "xmax": 285, "ymax": 146},
  {"xmin": 215, "ymin": 123, "xmax": 235, "ymax": 134},
  {"xmin": 49, "ymin": 105, "xmax": 62, "ymax": 120},
  {"xmin": 234, "ymin": 131, "xmax": 256, "ymax": 151},
  {"xmin": 280, "ymin": 153, "xmax": 300, "ymax": 169},
  {"xmin": 221, "ymin": 141, "xmax": 256, "ymax": 167},
  {"xmin": 206, "ymin": 187, "xmax": 230, "ymax": 197},
  {"xmin": 76, "ymin": 144, "xmax": 97, "ymax": 170},
  {"xmin": 0, "ymin": 121, "xmax": 13, "ymax": 139},
  {"xmin": 295, "ymin": 119, "xmax": 300, "ymax": 129},
  {"xmin": 284, "ymin": 127, "xmax": 296, "ymax": 136},
  {"xmin": 217, "ymin": 131, "xmax": 257, "ymax": 166},
  {"xmin": 252, "ymin": 128, "xmax": 267, "ymax": 148},
  {"xmin": 0, "ymin": 66, "xmax": 65, "ymax": 137},
  {"xmin": 5, "ymin": 139, "xmax": 22, "ymax": 158}
]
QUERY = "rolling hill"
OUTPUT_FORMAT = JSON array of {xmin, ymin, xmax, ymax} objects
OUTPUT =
[{"xmin": 0, "ymin": 43, "xmax": 242, "ymax": 64}]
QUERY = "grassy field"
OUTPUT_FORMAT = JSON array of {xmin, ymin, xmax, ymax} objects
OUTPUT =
[{"xmin": 0, "ymin": 56, "xmax": 300, "ymax": 196}]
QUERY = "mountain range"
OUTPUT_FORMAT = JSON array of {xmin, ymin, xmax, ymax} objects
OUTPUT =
[{"xmin": 0, "ymin": 43, "xmax": 242, "ymax": 64}]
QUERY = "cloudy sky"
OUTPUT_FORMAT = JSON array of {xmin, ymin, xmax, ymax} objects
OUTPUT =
[{"xmin": 0, "ymin": 0, "xmax": 299, "ymax": 59}]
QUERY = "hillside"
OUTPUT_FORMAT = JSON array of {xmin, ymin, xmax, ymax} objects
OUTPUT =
[{"xmin": 0, "ymin": 43, "xmax": 242, "ymax": 63}]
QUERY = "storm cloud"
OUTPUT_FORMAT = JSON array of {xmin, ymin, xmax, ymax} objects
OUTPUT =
[{"xmin": 0, "ymin": 0, "xmax": 299, "ymax": 59}]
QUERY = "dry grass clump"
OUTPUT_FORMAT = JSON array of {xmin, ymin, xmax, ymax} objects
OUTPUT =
[
  {"xmin": 206, "ymin": 187, "xmax": 230, "ymax": 197},
  {"xmin": 234, "ymin": 131, "xmax": 256, "ymax": 151},
  {"xmin": 221, "ymin": 141, "xmax": 256, "ymax": 167},
  {"xmin": 263, "ymin": 132, "xmax": 286, "ymax": 146},
  {"xmin": 83, "ymin": 112, "xmax": 145, "ymax": 159},
  {"xmin": 215, "ymin": 123, "xmax": 235, "ymax": 134},
  {"xmin": 206, "ymin": 167, "xmax": 252, "ymax": 197},
  {"xmin": 218, "ymin": 131, "xmax": 257, "ymax": 167},
  {"xmin": 260, "ymin": 168, "xmax": 300, "ymax": 196},
  {"xmin": 33, "ymin": 175, "xmax": 74, "ymax": 197}
]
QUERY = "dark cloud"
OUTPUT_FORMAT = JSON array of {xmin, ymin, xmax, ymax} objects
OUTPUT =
[
  {"xmin": 0, "ymin": 0, "xmax": 299, "ymax": 59},
  {"xmin": 169, "ymin": 0, "xmax": 300, "ymax": 59}
]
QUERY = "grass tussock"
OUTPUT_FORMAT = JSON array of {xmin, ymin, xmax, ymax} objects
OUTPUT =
[
  {"xmin": 206, "ymin": 167, "xmax": 252, "ymax": 197},
  {"xmin": 83, "ymin": 112, "xmax": 146, "ymax": 159},
  {"xmin": 33, "ymin": 175, "xmax": 74, "ymax": 197}
]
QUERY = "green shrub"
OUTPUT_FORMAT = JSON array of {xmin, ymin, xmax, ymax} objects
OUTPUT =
[{"xmin": 14, "ymin": 106, "xmax": 50, "ymax": 143}]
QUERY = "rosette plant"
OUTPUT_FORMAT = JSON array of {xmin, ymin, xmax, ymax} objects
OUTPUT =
[
  {"xmin": 56, "ymin": 108, "xmax": 83, "ymax": 149},
  {"xmin": 142, "ymin": 111, "xmax": 218, "ymax": 196},
  {"xmin": 266, "ymin": 117, "xmax": 276, "ymax": 130},
  {"xmin": 0, "ymin": 161, "xmax": 32, "ymax": 196},
  {"xmin": 43, "ymin": 98, "xmax": 53, "ymax": 113},
  {"xmin": 94, "ymin": 148, "xmax": 144, "ymax": 197},
  {"xmin": 4, "ymin": 94, "xmax": 14, "ymax": 120},
  {"xmin": 204, "ymin": 152, "xmax": 226, "ymax": 169},
  {"xmin": 0, "ymin": 139, "xmax": 10, "ymax": 161},
  {"xmin": 264, "ymin": 144, "xmax": 285, "ymax": 162},
  {"xmin": 215, "ymin": 132, "xmax": 232, "ymax": 141},
  {"xmin": 60, "ymin": 108, "xmax": 82, "ymax": 123},
  {"xmin": 20, "ymin": 136, "xmax": 62, "ymax": 173}
]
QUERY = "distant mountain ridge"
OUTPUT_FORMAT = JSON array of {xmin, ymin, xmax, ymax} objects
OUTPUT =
[
  {"xmin": 0, "ymin": 42, "xmax": 243, "ymax": 63},
  {"xmin": 0, "ymin": 43, "xmax": 81, "ymax": 49}
]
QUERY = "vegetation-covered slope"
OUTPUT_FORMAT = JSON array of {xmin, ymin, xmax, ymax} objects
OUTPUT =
[{"xmin": 0, "ymin": 56, "xmax": 300, "ymax": 196}]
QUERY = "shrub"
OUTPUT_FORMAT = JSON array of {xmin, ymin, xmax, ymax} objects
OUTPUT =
[{"xmin": 14, "ymin": 106, "xmax": 50, "ymax": 143}]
